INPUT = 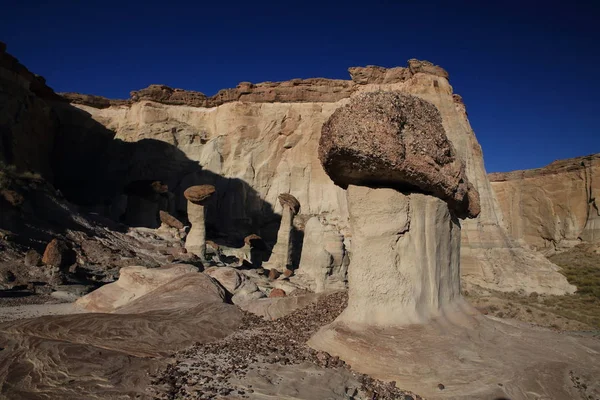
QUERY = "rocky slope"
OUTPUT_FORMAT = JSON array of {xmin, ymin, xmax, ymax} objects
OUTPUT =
[
  {"xmin": 0, "ymin": 42, "xmax": 197, "ymax": 294},
  {"xmin": 60, "ymin": 61, "xmax": 573, "ymax": 294},
  {"xmin": 490, "ymin": 154, "xmax": 600, "ymax": 253}
]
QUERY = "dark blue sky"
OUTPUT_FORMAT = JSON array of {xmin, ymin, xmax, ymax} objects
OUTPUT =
[{"xmin": 2, "ymin": 0, "xmax": 598, "ymax": 172}]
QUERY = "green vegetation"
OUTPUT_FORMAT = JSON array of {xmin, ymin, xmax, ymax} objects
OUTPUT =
[
  {"xmin": 467, "ymin": 244, "xmax": 600, "ymax": 330},
  {"xmin": 549, "ymin": 245, "xmax": 600, "ymax": 298},
  {"xmin": 542, "ymin": 244, "xmax": 600, "ymax": 329}
]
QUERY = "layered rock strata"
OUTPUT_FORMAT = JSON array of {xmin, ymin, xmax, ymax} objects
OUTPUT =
[{"xmin": 489, "ymin": 154, "xmax": 600, "ymax": 253}]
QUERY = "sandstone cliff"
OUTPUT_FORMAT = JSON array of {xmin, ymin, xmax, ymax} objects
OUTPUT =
[
  {"xmin": 489, "ymin": 154, "xmax": 600, "ymax": 253},
  {"xmin": 61, "ymin": 61, "xmax": 573, "ymax": 294}
]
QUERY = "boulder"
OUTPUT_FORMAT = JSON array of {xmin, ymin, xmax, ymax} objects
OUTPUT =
[
  {"xmin": 159, "ymin": 210, "xmax": 184, "ymax": 230},
  {"xmin": 268, "ymin": 288, "xmax": 286, "ymax": 298},
  {"xmin": 204, "ymin": 266, "xmax": 245, "ymax": 294},
  {"xmin": 319, "ymin": 91, "xmax": 479, "ymax": 219},
  {"xmin": 42, "ymin": 239, "xmax": 70, "ymax": 268},
  {"xmin": 76, "ymin": 264, "xmax": 198, "ymax": 312},
  {"xmin": 24, "ymin": 249, "xmax": 42, "ymax": 267}
]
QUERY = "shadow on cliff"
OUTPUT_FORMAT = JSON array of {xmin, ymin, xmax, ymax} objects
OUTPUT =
[{"xmin": 48, "ymin": 103, "xmax": 286, "ymax": 249}]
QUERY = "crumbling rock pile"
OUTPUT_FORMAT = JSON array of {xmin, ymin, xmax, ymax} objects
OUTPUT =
[{"xmin": 150, "ymin": 291, "xmax": 423, "ymax": 400}]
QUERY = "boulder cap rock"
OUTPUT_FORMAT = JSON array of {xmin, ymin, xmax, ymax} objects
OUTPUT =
[
  {"xmin": 244, "ymin": 233, "xmax": 262, "ymax": 246},
  {"xmin": 278, "ymin": 193, "xmax": 300, "ymax": 214},
  {"xmin": 319, "ymin": 91, "xmax": 480, "ymax": 218},
  {"xmin": 184, "ymin": 185, "xmax": 216, "ymax": 203},
  {"xmin": 159, "ymin": 210, "xmax": 184, "ymax": 229}
]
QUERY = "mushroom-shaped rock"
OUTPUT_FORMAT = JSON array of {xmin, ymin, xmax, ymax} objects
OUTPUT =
[
  {"xmin": 319, "ymin": 91, "xmax": 479, "ymax": 219},
  {"xmin": 278, "ymin": 193, "xmax": 300, "ymax": 215},
  {"xmin": 184, "ymin": 185, "xmax": 215, "ymax": 260},
  {"xmin": 265, "ymin": 193, "xmax": 300, "ymax": 272},
  {"xmin": 315, "ymin": 92, "xmax": 479, "ymax": 327},
  {"xmin": 184, "ymin": 185, "xmax": 216, "ymax": 203}
]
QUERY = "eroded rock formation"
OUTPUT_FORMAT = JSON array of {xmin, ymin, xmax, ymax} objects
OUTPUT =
[
  {"xmin": 1, "ymin": 37, "xmax": 574, "ymax": 295},
  {"xmin": 295, "ymin": 216, "xmax": 347, "ymax": 292},
  {"xmin": 317, "ymin": 92, "xmax": 472, "ymax": 326},
  {"xmin": 184, "ymin": 184, "xmax": 215, "ymax": 259},
  {"xmin": 61, "ymin": 58, "xmax": 575, "ymax": 294},
  {"xmin": 489, "ymin": 154, "xmax": 600, "ymax": 253},
  {"xmin": 264, "ymin": 193, "xmax": 300, "ymax": 271}
]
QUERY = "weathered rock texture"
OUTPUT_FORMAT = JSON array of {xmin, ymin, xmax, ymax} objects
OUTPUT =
[
  {"xmin": 3, "ymin": 43, "xmax": 572, "ymax": 295},
  {"xmin": 319, "ymin": 91, "xmax": 480, "ymax": 219},
  {"xmin": 342, "ymin": 186, "xmax": 462, "ymax": 325},
  {"xmin": 76, "ymin": 264, "xmax": 199, "ymax": 312},
  {"xmin": 489, "ymin": 154, "xmax": 600, "ymax": 253},
  {"xmin": 295, "ymin": 216, "xmax": 347, "ymax": 292},
  {"xmin": 265, "ymin": 193, "xmax": 300, "ymax": 271}
]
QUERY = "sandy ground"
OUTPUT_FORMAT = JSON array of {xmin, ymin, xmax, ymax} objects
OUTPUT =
[{"xmin": 0, "ymin": 302, "xmax": 83, "ymax": 322}]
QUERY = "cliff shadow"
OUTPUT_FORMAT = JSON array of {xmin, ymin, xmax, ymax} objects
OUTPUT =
[{"xmin": 48, "ymin": 103, "xmax": 287, "ymax": 251}]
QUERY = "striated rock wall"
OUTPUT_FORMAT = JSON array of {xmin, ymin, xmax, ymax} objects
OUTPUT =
[{"xmin": 489, "ymin": 154, "xmax": 600, "ymax": 253}]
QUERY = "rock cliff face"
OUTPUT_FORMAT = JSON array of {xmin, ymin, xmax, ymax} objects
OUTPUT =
[
  {"xmin": 63, "ymin": 62, "xmax": 573, "ymax": 294},
  {"xmin": 0, "ymin": 40, "xmax": 574, "ymax": 294},
  {"xmin": 489, "ymin": 154, "xmax": 600, "ymax": 253}
]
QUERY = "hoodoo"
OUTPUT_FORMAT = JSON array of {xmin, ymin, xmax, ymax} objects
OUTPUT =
[
  {"xmin": 184, "ymin": 184, "xmax": 215, "ymax": 259},
  {"xmin": 318, "ymin": 91, "xmax": 479, "ymax": 325},
  {"xmin": 264, "ymin": 193, "xmax": 300, "ymax": 272}
]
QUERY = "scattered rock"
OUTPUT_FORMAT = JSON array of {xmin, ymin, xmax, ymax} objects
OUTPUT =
[
  {"xmin": 42, "ymin": 239, "xmax": 70, "ymax": 268},
  {"xmin": 159, "ymin": 210, "xmax": 184, "ymax": 230},
  {"xmin": 268, "ymin": 269, "xmax": 281, "ymax": 281},
  {"xmin": 269, "ymin": 288, "xmax": 286, "ymax": 298}
]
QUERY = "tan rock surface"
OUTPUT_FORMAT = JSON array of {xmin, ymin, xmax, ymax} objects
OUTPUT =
[
  {"xmin": 265, "ymin": 193, "xmax": 300, "ymax": 271},
  {"xmin": 76, "ymin": 264, "xmax": 198, "ymax": 312},
  {"xmin": 204, "ymin": 266, "xmax": 245, "ymax": 293},
  {"xmin": 309, "ymin": 310, "xmax": 600, "ymax": 399},
  {"xmin": 68, "ymin": 60, "xmax": 573, "ymax": 294},
  {"xmin": 489, "ymin": 153, "xmax": 600, "ymax": 253},
  {"xmin": 295, "ymin": 216, "xmax": 347, "ymax": 292},
  {"xmin": 339, "ymin": 187, "xmax": 462, "ymax": 326},
  {"xmin": 0, "ymin": 272, "xmax": 241, "ymax": 399}
]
